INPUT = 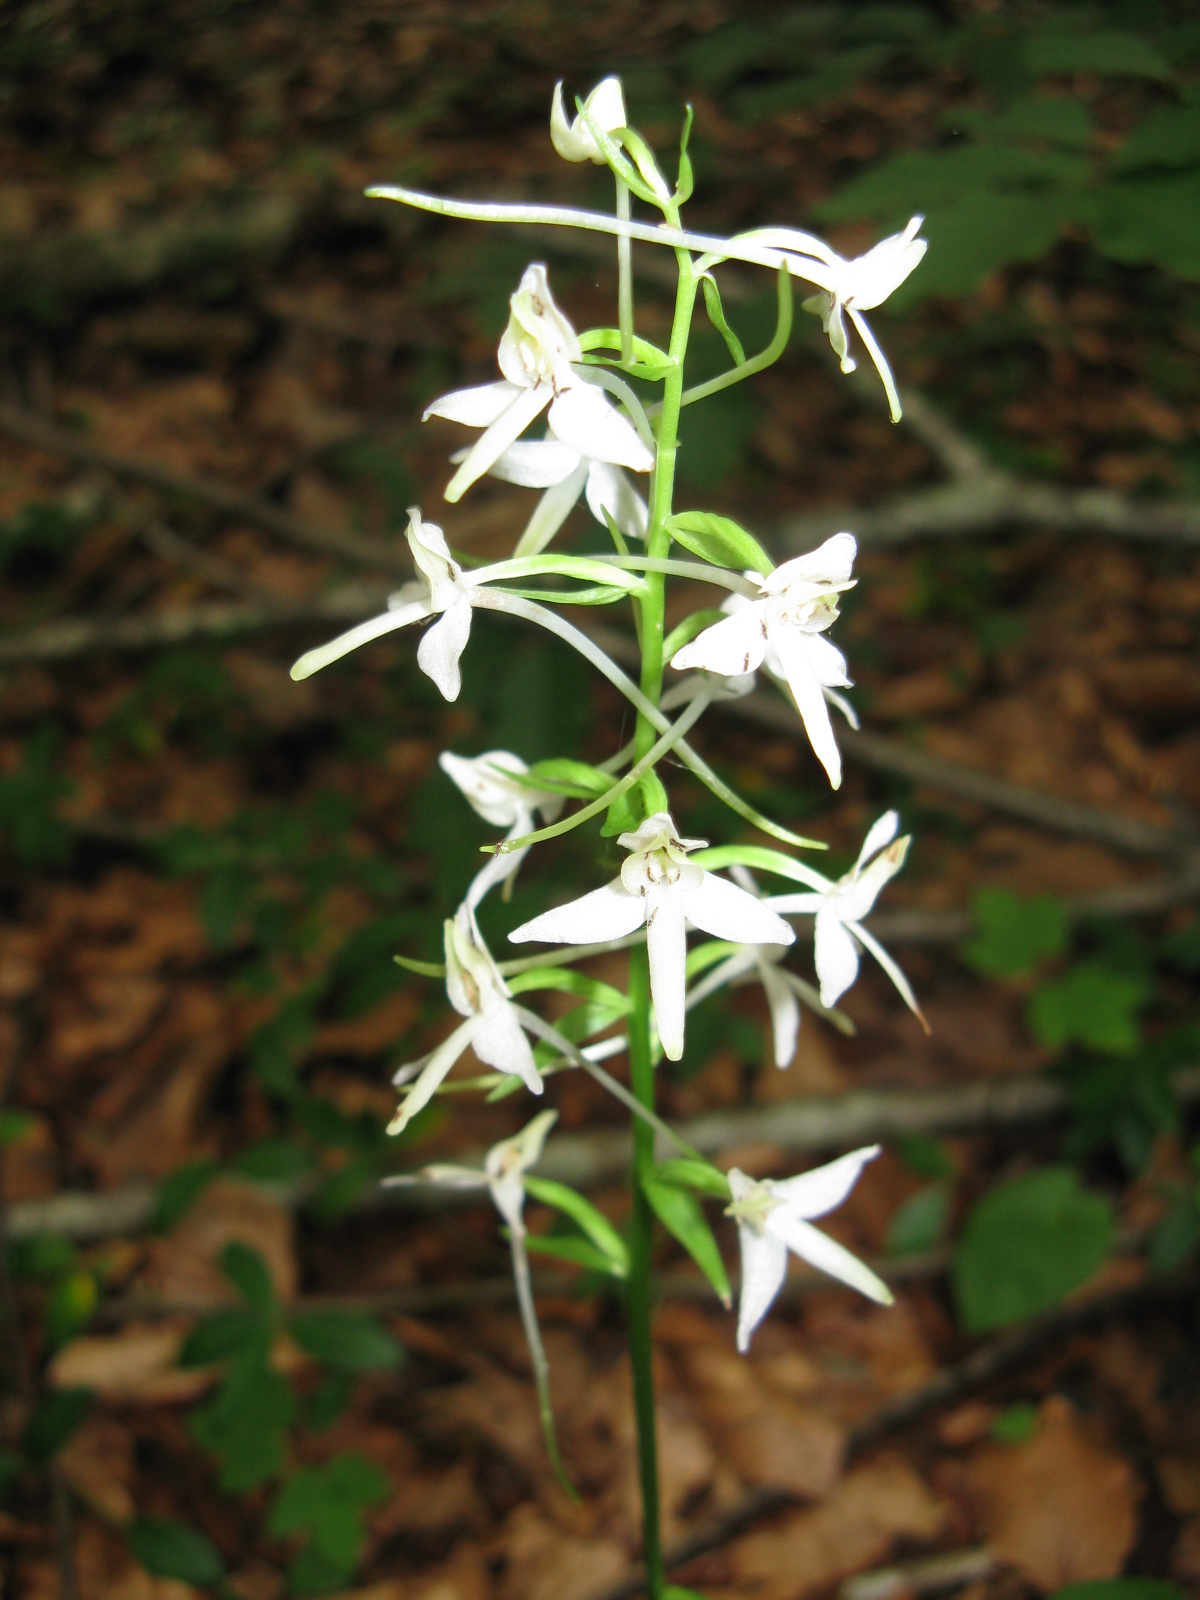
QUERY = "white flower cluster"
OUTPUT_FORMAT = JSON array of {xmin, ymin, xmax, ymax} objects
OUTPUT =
[{"xmin": 291, "ymin": 75, "xmax": 929, "ymax": 1360}]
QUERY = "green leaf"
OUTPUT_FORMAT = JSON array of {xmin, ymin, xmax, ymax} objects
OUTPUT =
[
  {"xmin": 127, "ymin": 1517, "xmax": 225, "ymax": 1587},
  {"xmin": 578, "ymin": 329, "xmax": 676, "ymax": 380},
  {"xmin": 0, "ymin": 1109, "xmax": 34, "ymax": 1146},
  {"xmin": 652, "ymin": 1158, "xmax": 732, "ymax": 1200},
  {"xmin": 1084, "ymin": 171, "xmax": 1200, "ymax": 280},
  {"xmin": 152, "ymin": 1159, "xmax": 219, "ymax": 1232},
  {"xmin": 961, "ymin": 887, "xmax": 1066, "ymax": 978},
  {"xmin": 268, "ymin": 1453, "xmax": 388, "ymax": 1574},
  {"xmin": 701, "ymin": 275, "xmax": 746, "ymax": 365},
  {"xmin": 45, "ymin": 1270, "xmax": 98, "ymax": 1348},
  {"xmin": 523, "ymin": 1233, "xmax": 625, "ymax": 1277},
  {"xmin": 190, "ymin": 1355, "xmax": 294, "ymax": 1491},
  {"xmin": 895, "ymin": 1133, "xmax": 955, "ymax": 1182},
  {"xmin": 819, "ymin": 144, "xmax": 1087, "ymax": 221},
  {"xmin": 990, "ymin": 1400, "xmax": 1039, "ymax": 1444},
  {"xmin": 903, "ymin": 190, "xmax": 1078, "ymax": 297},
  {"xmin": 642, "ymin": 1176, "xmax": 731, "ymax": 1305},
  {"xmin": 1028, "ymin": 962, "xmax": 1149, "ymax": 1054},
  {"xmin": 23, "ymin": 1388, "xmax": 92, "ymax": 1467},
  {"xmin": 221, "ymin": 1241, "xmax": 276, "ymax": 1312},
  {"xmin": 886, "ymin": 1185, "xmax": 950, "ymax": 1257},
  {"xmin": 180, "ymin": 1307, "xmax": 266, "ymax": 1368},
  {"xmin": 666, "ymin": 512, "xmax": 773, "ymax": 575},
  {"xmin": 663, "ymin": 1588, "xmax": 711, "ymax": 1600},
  {"xmin": 506, "ymin": 968, "xmax": 631, "ymax": 1014},
  {"xmin": 675, "ymin": 104, "xmax": 695, "ymax": 204},
  {"xmin": 1024, "ymin": 28, "xmax": 1171, "ymax": 80},
  {"xmin": 520, "ymin": 758, "xmax": 613, "ymax": 799},
  {"xmin": 1114, "ymin": 99, "xmax": 1200, "ymax": 173},
  {"xmin": 952, "ymin": 95, "xmax": 1093, "ymax": 151},
  {"xmin": 617, "ymin": 126, "xmax": 672, "ymax": 204},
  {"xmin": 306, "ymin": 1372, "xmax": 353, "ymax": 1432},
  {"xmin": 288, "ymin": 1310, "xmax": 403, "ymax": 1372},
  {"xmin": 1048, "ymin": 1585, "xmax": 1186, "ymax": 1600},
  {"xmin": 234, "ymin": 1138, "xmax": 313, "ymax": 1184},
  {"xmin": 394, "ymin": 953, "xmax": 445, "ymax": 978},
  {"xmin": 523, "ymin": 1177, "xmax": 629, "ymax": 1276},
  {"xmin": 954, "ymin": 1166, "xmax": 1113, "ymax": 1333}
]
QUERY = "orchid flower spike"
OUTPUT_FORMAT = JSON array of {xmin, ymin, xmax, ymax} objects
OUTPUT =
[
  {"xmin": 388, "ymin": 905, "xmax": 544, "ymax": 1136},
  {"xmin": 466, "ymin": 434, "xmax": 649, "ymax": 556},
  {"xmin": 508, "ymin": 811, "xmax": 793, "ymax": 1062},
  {"xmin": 291, "ymin": 507, "xmax": 478, "ymax": 698},
  {"xmin": 439, "ymin": 749, "xmax": 564, "ymax": 908},
  {"xmin": 800, "ymin": 217, "xmax": 927, "ymax": 422},
  {"xmin": 767, "ymin": 811, "xmax": 927, "ymax": 1030},
  {"xmin": 686, "ymin": 866, "xmax": 837, "ymax": 1069},
  {"xmin": 424, "ymin": 263, "xmax": 653, "ymax": 503},
  {"xmin": 670, "ymin": 532, "xmax": 858, "ymax": 788},
  {"xmin": 727, "ymin": 1146, "xmax": 892, "ymax": 1352},
  {"xmin": 551, "ymin": 76, "xmax": 627, "ymax": 164},
  {"xmin": 391, "ymin": 1108, "xmax": 558, "ymax": 1237}
]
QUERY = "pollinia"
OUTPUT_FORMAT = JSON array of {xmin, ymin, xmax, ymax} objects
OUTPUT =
[{"xmin": 293, "ymin": 77, "xmax": 927, "ymax": 1590}]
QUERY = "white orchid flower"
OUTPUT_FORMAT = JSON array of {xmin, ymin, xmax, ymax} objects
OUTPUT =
[
  {"xmin": 749, "ymin": 217, "xmax": 925, "ymax": 421},
  {"xmin": 439, "ymin": 749, "xmax": 564, "ymax": 908},
  {"xmin": 388, "ymin": 905, "xmax": 543, "ymax": 1136},
  {"xmin": 424, "ymin": 264, "xmax": 653, "ymax": 504},
  {"xmin": 291, "ymin": 507, "xmax": 479, "ymax": 699},
  {"xmin": 727, "ymin": 1147, "xmax": 892, "ymax": 1352},
  {"xmin": 670, "ymin": 532, "xmax": 858, "ymax": 788},
  {"xmin": 508, "ymin": 811, "xmax": 794, "ymax": 1062},
  {"xmin": 467, "ymin": 434, "xmax": 649, "ymax": 556},
  {"xmin": 766, "ymin": 811, "xmax": 926, "ymax": 1028},
  {"xmin": 686, "ymin": 867, "xmax": 833, "ymax": 1069},
  {"xmin": 393, "ymin": 1107, "xmax": 558, "ymax": 1236},
  {"xmin": 551, "ymin": 76, "xmax": 627, "ymax": 164}
]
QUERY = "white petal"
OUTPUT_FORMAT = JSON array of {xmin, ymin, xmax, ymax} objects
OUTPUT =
[
  {"xmin": 762, "ymin": 891, "xmax": 825, "ymax": 915},
  {"xmin": 735, "ymin": 1219, "xmax": 789, "ymax": 1353},
  {"xmin": 439, "ymin": 749, "xmax": 528, "ymax": 827},
  {"xmin": 766, "ymin": 532, "xmax": 858, "ymax": 591},
  {"xmin": 767, "ymin": 1213, "xmax": 892, "ymax": 1305},
  {"xmin": 849, "ymin": 922, "xmax": 926, "ymax": 1028},
  {"xmin": 513, "ymin": 464, "xmax": 588, "ymax": 556},
  {"xmin": 424, "ymin": 380, "xmax": 523, "ymax": 427},
  {"xmin": 685, "ymin": 951, "xmax": 754, "ymax": 1011},
  {"xmin": 844, "ymin": 218, "xmax": 926, "ymax": 310},
  {"xmin": 683, "ymin": 873, "xmax": 795, "ymax": 947},
  {"xmin": 847, "ymin": 306, "xmax": 903, "ymax": 424},
  {"xmin": 290, "ymin": 601, "xmax": 429, "ymax": 682},
  {"xmin": 825, "ymin": 298, "xmax": 855, "ymax": 373},
  {"xmin": 388, "ymin": 1015, "xmax": 479, "ymax": 1135},
  {"xmin": 472, "ymin": 1000, "xmax": 543, "ymax": 1094},
  {"xmin": 855, "ymin": 811, "xmax": 900, "ymax": 875},
  {"xmin": 670, "ymin": 607, "xmax": 767, "ymax": 678},
  {"xmin": 489, "ymin": 1173, "xmax": 527, "ymax": 1234},
  {"xmin": 417, "ymin": 594, "xmax": 473, "ymax": 701},
  {"xmin": 585, "ymin": 461, "xmax": 649, "ymax": 538},
  {"xmin": 814, "ymin": 904, "xmax": 860, "ymax": 1007},
  {"xmin": 646, "ymin": 886, "xmax": 688, "ymax": 1061},
  {"xmin": 411, "ymin": 1164, "xmax": 489, "ymax": 1189},
  {"xmin": 550, "ymin": 81, "xmax": 592, "ymax": 161},
  {"xmin": 444, "ymin": 384, "xmax": 551, "ymax": 503},
  {"xmin": 582, "ymin": 75, "xmax": 627, "ymax": 137},
  {"xmin": 768, "ymin": 1146, "xmax": 881, "ymax": 1220},
  {"xmin": 548, "ymin": 384, "xmax": 654, "ymax": 472},
  {"xmin": 485, "ymin": 437, "xmax": 582, "ymax": 488},
  {"xmin": 508, "ymin": 880, "xmax": 647, "ymax": 945},
  {"xmin": 773, "ymin": 629, "xmax": 844, "ymax": 789},
  {"xmin": 759, "ymin": 960, "xmax": 801, "ymax": 1068}
]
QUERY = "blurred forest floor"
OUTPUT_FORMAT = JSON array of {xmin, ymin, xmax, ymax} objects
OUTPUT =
[{"xmin": 1, "ymin": 3, "xmax": 1200, "ymax": 1599}]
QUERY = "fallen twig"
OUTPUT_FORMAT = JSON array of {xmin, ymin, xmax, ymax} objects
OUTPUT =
[
  {"xmin": 0, "ymin": 403, "xmax": 407, "ymax": 573},
  {"xmin": 11, "ymin": 1065, "xmax": 1200, "ymax": 1244},
  {"xmin": 840, "ymin": 1546, "xmax": 995, "ymax": 1600}
]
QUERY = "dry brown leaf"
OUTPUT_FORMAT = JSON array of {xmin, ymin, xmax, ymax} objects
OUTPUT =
[
  {"xmin": 0, "ymin": 1112, "xmax": 57, "ymax": 1201},
  {"xmin": 730, "ymin": 1455, "xmax": 947, "ymax": 1600},
  {"xmin": 48, "ymin": 1323, "xmax": 212, "ymax": 1404},
  {"xmin": 1172, "ymin": 1517, "xmax": 1200, "ymax": 1583},
  {"xmin": 675, "ymin": 1341, "xmax": 845, "ymax": 1501},
  {"xmin": 327, "ymin": 1543, "xmax": 490, "ymax": 1600},
  {"xmin": 965, "ymin": 1395, "xmax": 1138, "ymax": 1590},
  {"xmin": 495, "ymin": 1502, "xmax": 627, "ymax": 1600},
  {"xmin": 138, "ymin": 1176, "xmax": 297, "ymax": 1305},
  {"xmin": 1159, "ymin": 1457, "xmax": 1200, "ymax": 1517},
  {"xmin": 56, "ymin": 1415, "xmax": 137, "ymax": 1523}
]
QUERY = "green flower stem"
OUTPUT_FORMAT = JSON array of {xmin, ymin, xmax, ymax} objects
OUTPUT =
[
  {"xmin": 616, "ymin": 176, "xmax": 633, "ymax": 363},
  {"xmin": 627, "ymin": 944, "xmax": 664, "ymax": 1600},
  {"xmin": 624, "ymin": 222, "xmax": 698, "ymax": 1600}
]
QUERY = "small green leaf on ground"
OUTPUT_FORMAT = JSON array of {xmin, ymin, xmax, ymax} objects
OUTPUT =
[
  {"xmin": 128, "ymin": 1516, "xmax": 225, "ymax": 1587},
  {"xmin": 955, "ymin": 1166, "xmax": 1113, "ymax": 1332}
]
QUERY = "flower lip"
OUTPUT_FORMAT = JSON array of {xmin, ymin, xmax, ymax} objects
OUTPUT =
[{"xmin": 550, "ymin": 76, "xmax": 627, "ymax": 164}]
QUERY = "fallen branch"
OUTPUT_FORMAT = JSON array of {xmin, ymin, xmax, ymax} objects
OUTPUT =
[
  {"xmin": 0, "ymin": 581, "xmax": 392, "ymax": 665},
  {"xmin": 0, "ymin": 403, "xmax": 407, "ymax": 574},
  {"xmin": 11, "ymin": 1065, "xmax": 1200, "ymax": 1243}
]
